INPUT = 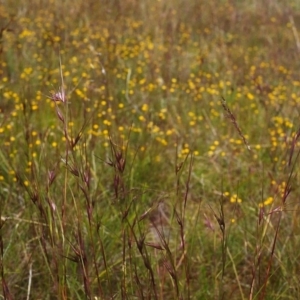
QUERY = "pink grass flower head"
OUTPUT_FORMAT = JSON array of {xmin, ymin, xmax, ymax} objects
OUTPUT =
[{"xmin": 50, "ymin": 87, "xmax": 66, "ymax": 103}]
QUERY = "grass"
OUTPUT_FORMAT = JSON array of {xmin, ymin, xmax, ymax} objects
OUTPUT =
[{"xmin": 1, "ymin": 0, "xmax": 300, "ymax": 299}]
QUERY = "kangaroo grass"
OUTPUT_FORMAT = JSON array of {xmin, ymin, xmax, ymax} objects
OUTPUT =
[{"xmin": 2, "ymin": 1, "xmax": 300, "ymax": 299}]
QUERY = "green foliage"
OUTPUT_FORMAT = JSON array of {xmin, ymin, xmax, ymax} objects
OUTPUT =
[{"xmin": 1, "ymin": 0, "xmax": 300, "ymax": 299}]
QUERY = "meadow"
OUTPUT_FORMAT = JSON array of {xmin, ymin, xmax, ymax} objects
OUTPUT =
[{"xmin": 1, "ymin": 0, "xmax": 300, "ymax": 299}]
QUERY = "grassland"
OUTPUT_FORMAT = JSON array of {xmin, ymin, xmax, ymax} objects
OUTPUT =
[{"xmin": 1, "ymin": 0, "xmax": 300, "ymax": 299}]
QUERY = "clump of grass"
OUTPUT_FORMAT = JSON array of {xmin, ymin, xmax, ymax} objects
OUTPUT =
[{"xmin": 1, "ymin": 0, "xmax": 300, "ymax": 299}]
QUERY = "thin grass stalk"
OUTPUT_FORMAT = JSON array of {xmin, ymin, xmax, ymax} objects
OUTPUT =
[
  {"xmin": 258, "ymin": 129, "xmax": 300, "ymax": 299},
  {"xmin": 84, "ymin": 201, "xmax": 104, "ymax": 297},
  {"xmin": 121, "ymin": 227, "xmax": 127, "ymax": 299},
  {"xmin": 127, "ymin": 218, "xmax": 158, "ymax": 299},
  {"xmin": 0, "ymin": 216, "xmax": 12, "ymax": 300},
  {"xmin": 180, "ymin": 152, "xmax": 193, "ymax": 298},
  {"xmin": 151, "ymin": 219, "xmax": 179, "ymax": 299},
  {"xmin": 221, "ymin": 97, "xmax": 251, "ymax": 151},
  {"xmin": 227, "ymin": 248, "xmax": 245, "ymax": 300},
  {"xmin": 97, "ymin": 225, "xmax": 113, "ymax": 297}
]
